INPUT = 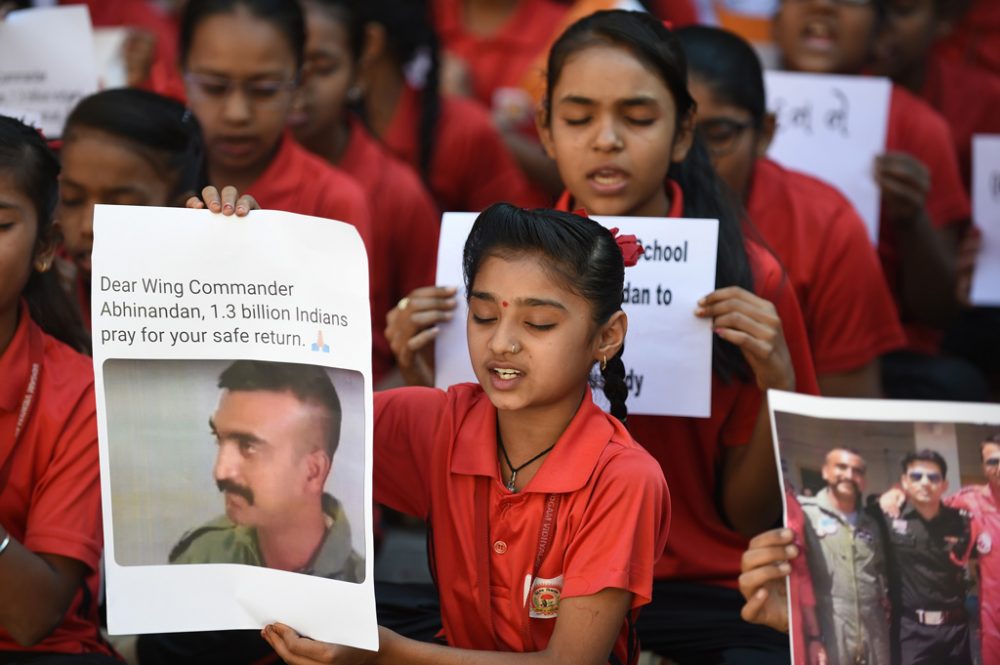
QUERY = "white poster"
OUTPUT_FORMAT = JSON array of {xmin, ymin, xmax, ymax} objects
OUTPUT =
[
  {"xmin": 767, "ymin": 390, "xmax": 1000, "ymax": 665},
  {"xmin": 0, "ymin": 6, "xmax": 99, "ymax": 138},
  {"xmin": 434, "ymin": 213, "xmax": 719, "ymax": 418},
  {"xmin": 765, "ymin": 71, "xmax": 891, "ymax": 243},
  {"xmin": 92, "ymin": 205, "xmax": 378, "ymax": 650},
  {"xmin": 971, "ymin": 134, "xmax": 1000, "ymax": 306}
]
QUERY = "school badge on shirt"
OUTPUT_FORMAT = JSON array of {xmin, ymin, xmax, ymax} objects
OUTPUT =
[{"xmin": 525, "ymin": 574, "xmax": 564, "ymax": 619}]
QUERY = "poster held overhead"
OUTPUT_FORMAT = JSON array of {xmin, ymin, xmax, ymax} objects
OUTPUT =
[{"xmin": 91, "ymin": 205, "xmax": 378, "ymax": 650}]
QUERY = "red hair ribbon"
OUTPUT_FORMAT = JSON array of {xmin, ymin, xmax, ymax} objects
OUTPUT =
[
  {"xmin": 663, "ymin": 19, "xmax": 674, "ymax": 31},
  {"xmin": 608, "ymin": 227, "xmax": 644, "ymax": 267}
]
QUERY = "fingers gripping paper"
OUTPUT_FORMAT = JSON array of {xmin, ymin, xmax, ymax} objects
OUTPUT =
[{"xmin": 91, "ymin": 205, "xmax": 378, "ymax": 650}]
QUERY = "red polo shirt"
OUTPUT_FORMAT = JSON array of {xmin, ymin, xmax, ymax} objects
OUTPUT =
[
  {"xmin": 747, "ymin": 158, "xmax": 906, "ymax": 374},
  {"xmin": 374, "ymin": 384, "xmax": 670, "ymax": 661},
  {"xmin": 881, "ymin": 86, "xmax": 970, "ymax": 354},
  {"xmin": 432, "ymin": 0, "xmax": 569, "ymax": 110},
  {"xmin": 921, "ymin": 57, "xmax": 1000, "ymax": 193},
  {"xmin": 246, "ymin": 133, "xmax": 372, "ymax": 250},
  {"xmin": 556, "ymin": 181, "xmax": 819, "ymax": 588},
  {"xmin": 381, "ymin": 85, "xmax": 542, "ymax": 211},
  {"xmin": 339, "ymin": 118, "xmax": 440, "ymax": 384},
  {"xmin": 0, "ymin": 306, "xmax": 110, "ymax": 655}
]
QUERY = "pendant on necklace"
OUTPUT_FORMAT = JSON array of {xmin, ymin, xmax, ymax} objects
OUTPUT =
[{"xmin": 506, "ymin": 470, "xmax": 518, "ymax": 493}]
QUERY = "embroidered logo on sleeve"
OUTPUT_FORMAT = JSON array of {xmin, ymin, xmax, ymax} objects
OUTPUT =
[
  {"xmin": 528, "ymin": 575, "xmax": 564, "ymax": 619},
  {"xmin": 978, "ymin": 532, "xmax": 992, "ymax": 555}
]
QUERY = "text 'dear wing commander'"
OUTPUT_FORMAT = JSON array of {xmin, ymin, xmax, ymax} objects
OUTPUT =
[{"xmin": 167, "ymin": 360, "xmax": 364, "ymax": 582}]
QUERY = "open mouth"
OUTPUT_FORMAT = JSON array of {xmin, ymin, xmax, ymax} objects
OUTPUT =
[
  {"xmin": 802, "ymin": 19, "xmax": 836, "ymax": 49},
  {"xmin": 493, "ymin": 368, "xmax": 523, "ymax": 380}
]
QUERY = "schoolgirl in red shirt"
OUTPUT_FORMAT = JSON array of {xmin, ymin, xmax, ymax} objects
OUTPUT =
[
  {"xmin": 350, "ymin": 0, "xmax": 542, "ymax": 212},
  {"xmin": 56, "ymin": 88, "xmax": 205, "ymax": 328},
  {"xmin": 772, "ymin": 0, "xmax": 984, "ymax": 402},
  {"xmin": 178, "ymin": 0, "xmax": 372, "ymax": 247},
  {"xmin": 0, "ymin": 116, "xmax": 116, "ymax": 662},
  {"xmin": 388, "ymin": 11, "xmax": 818, "ymax": 663},
  {"xmin": 292, "ymin": 0, "xmax": 441, "ymax": 387},
  {"xmin": 678, "ymin": 25, "xmax": 906, "ymax": 397},
  {"xmin": 263, "ymin": 204, "xmax": 670, "ymax": 665}
]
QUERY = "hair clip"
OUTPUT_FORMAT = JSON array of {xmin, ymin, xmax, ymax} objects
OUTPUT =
[
  {"xmin": 662, "ymin": 19, "xmax": 674, "ymax": 31},
  {"xmin": 608, "ymin": 227, "xmax": 644, "ymax": 267}
]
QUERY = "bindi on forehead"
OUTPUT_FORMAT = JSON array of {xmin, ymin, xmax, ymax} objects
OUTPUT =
[{"xmin": 502, "ymin": 301, "xmax": 509, "ymax": 308}]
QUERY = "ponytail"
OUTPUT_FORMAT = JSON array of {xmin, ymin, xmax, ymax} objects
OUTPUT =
[{"xmin": 600, "ymin": 345, "xmax": 628, "ymax": 423}]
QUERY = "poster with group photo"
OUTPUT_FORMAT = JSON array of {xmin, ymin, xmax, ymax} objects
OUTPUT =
[
  {"xmin": 768, "ymin": 391, "xmax": 1000, "ymax": 665},
  {"xmin": 433, "ymin": 212, "xmax": 719, "ymax": 418},
  {"xmin": 91, "ymin": 205, "xmax": 378, "ymax": 650}
]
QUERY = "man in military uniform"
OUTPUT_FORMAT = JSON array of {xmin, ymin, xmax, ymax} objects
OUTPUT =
[
  {"xmin": 168, "ymin": 359, "xmax": 364, "ymax": 582},
  {"xmin": 800, "ymin": 447, "xmax": 890, "ymax": 665},
  {"xmin": 881, "ymin": 450, "xmax": 974, "ymax": 665}
]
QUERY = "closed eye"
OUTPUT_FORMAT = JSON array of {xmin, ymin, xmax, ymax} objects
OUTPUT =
[
  {"xmin": 563, "ymin": 116, "xmax": 590, "ymax": 126},
  {"xmin": 526, "ymin": 322, "xmax": 555, "ymax": 331},
  {"xmin": 471, "ymin": 314, "xmax": 497, "ymax": 324}
]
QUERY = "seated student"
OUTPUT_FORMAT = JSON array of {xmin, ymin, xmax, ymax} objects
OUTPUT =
[
  {"xmin": 292, "ymin": 0, "xmax": 441, "ymax": 387},
  {"xmin": 263, "ymin": 203, "xmax": 670, "ymax": 665},
  {"xmin": 178, "ymin": 0, "xmax": 372, "ymax": 247},
  {"xmin": 56, "ymin": 88, "xmax": 205, "ymax": 327},
  {"xmin": 773, "ymin": 0, "xmax": 981, "ymax": 402},
  {"xmin": 678, "ymin": 25, "xmax": 906, "ymax": 397},
  {"xmin": 387, "ymin": 11, "xmax": 818, "ymax": 663},
  {"xmin": 351, "ymin": 0, "xmax": 542, "ymax": 212},
  {"xmin": 0, "ymin": 116, "xmax": 116, "ymax": 662}
]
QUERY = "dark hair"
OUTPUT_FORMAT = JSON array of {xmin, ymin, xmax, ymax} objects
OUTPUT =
[
  {"xmin": 179, "ymin": 0, "xmax": 307, "ymax": 71},
  {"xmin": 543, "ymin": 10, "xmax": 753, "ymax": 383},
  {"xmin": 982, "ymin": 432, "xmax": 1000, "ymax": 447},
  {"xmin": 64, "ymin": 89, "xmax": 207, "ymax": 203},
  {"xmin": 306, "ymin": 0, "xmax": 365, "ymax": 61},
  {"xmin": 902, "ymin": 449, "xmax": 947, "ymax": 479},
  {"xmin": 0, "ymin": 116, "xmax": 89, "ymax": 353},
  {"xmin": 677, "ymin": 26, "xmax": 766, "ymax": 127},
  {"xmin": 462, "ymin": 203, "xmax": 629, "ymax": 422},
  {"xmin": 353, "ymin": 0, "xmax": 440, "ymax": 181},
  {"xmin": 218, "ymin": 360, "xmax": 342, "ymax": 456}
]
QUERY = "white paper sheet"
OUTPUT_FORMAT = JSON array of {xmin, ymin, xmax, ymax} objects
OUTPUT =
[
  {"xmin": 92, "ymin": 205, "xmax": 377, "ymax": 650},
  {"xmin": 765, "ymin": 71, "xmax": 891, "ymax": 243},
  {"xmin": 0, "ymin": 6, "xmax": 99, "ymax": 138},
  {"xmin": 434, "ymin": 213, "xmax": 718, "ymax": 418},
  {"xmin": 767, "ymin": 390, "xmax": 1000, "ymax": 664},
  {"xmin": 970, "ymin": 134, "xmax": 1000, "ymax": 306},
  {"xmin": 93, "ymin": 27, "xmax": 129, "ymax": 90}
]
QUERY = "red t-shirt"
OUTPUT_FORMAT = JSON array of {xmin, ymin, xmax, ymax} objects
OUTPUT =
[
  {"xmin": 0, "ymin": 306, "xmax": 110, "ymax": 655},
  {"xmin": 949, "ymin": 485, "xmax": 1000, "ymax": 665},
  {"xmin": 747, "ymin": 158, "xmax": 906, "ymax": 374},
  {"xmin": 881, "ymin": 85, "xmax": 971, "ymax": 354},
  {"xmin": 247, "ymin": 133, "xmax": 372, "ymax": 249},
  {"xmin": 921, "ymin": 57, "xmax": 1000, "ymax": 193},
  {"xmin": 381, "ymin": 84, "xmax": 543, "ymax": 212},
  {"xmin": 556, "ymin": 181, "xmax": 819, "ymax": 588},
  {"xmin": 339, "ymin": 117, "xmax": 440, "ymax": 384},
  {"xmin": 786, "ymin": 489, "xmax": 816, "ymax": 665},
  {"xmin": 933, "ymin": 0, "xmax": 1000, "ymax": 78},
  {"xmin": 432, "ymin": 0, "xmax": 569, "ymax": 110},
  {"xmin": 373, "ymin": 384, "xmax": 670, "ymax": 662}
]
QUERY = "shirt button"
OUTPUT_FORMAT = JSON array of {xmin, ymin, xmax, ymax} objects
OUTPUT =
[{"xmin": 493, "ymin": 540, "xmax": 508, "ymax": 554}]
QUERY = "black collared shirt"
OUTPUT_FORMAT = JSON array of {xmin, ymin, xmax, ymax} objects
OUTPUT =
[{"xmin": 882, "ymin": 503, "xmax": 973, "ymax": 610}]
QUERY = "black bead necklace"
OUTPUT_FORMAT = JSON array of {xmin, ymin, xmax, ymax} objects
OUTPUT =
[{"xmin": 497, "ymin": 431, "xmax": 556, "ymax": 493}]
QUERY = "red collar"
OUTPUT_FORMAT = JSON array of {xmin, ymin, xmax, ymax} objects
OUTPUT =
[{"xmin": 555, "ymin": 179, "xmax": 685, "ymax": 218}]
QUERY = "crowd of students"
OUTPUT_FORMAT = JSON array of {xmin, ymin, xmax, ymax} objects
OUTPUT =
[{"xmin": 1, "ymin": 0, "xmax": 998, "ymax": 664}]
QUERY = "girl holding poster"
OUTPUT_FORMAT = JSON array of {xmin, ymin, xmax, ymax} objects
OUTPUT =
[
  {"xmin": 0, "ymin": 116, "xmax": 116, "ymax": 661},
  {"xmin": 388, "ymin": 11, "xmax": 816, "ymax": 663},
  {"xmin": 262, "ymin": 204, "xmax": 671, "ymax": 664}
]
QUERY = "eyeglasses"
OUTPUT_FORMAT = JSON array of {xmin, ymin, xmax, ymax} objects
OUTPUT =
[
  {"xmin": 907, "ymin": 471, "xmax": 943, "ymax": 484},
  {"xmin": 695, "ymin": 118, "xmax": 755, "ymax": 157},
  {"xmin": 184, "ymin": 72, "xmax": 297, "ymax": 108}
]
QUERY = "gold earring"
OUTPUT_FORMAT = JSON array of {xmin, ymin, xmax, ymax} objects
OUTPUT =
[{"xmin": 601, "ymin": 354, "xmax": 607, "ymax": 371}]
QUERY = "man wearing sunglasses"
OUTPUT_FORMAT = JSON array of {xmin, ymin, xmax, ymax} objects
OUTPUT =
[{"xmin": 883, "ymin": 449, "xmax": 974, "ymax": 665}]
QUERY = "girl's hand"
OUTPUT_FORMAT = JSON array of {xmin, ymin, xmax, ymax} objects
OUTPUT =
[
  {"xmin": 385, "ymin": 286, "xmax": 457, "ymax": 387},
  {"xmin": 186, "ymin": 185, "xmax": 259, "ymax": 216},
  {"xmin": 738, "ymin": 528, "xmax": 796, "ymax": 633},
  {"xmin": 874, "ymin": 152, "xmax": 930, "ymax": 226},
  {"xmin": 696, "ymin": 286, "xmax": 795, "ymax": 392},
  {"xmin": 262, "ymin": 623, "xmax": 377, "ymax": 665}
]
